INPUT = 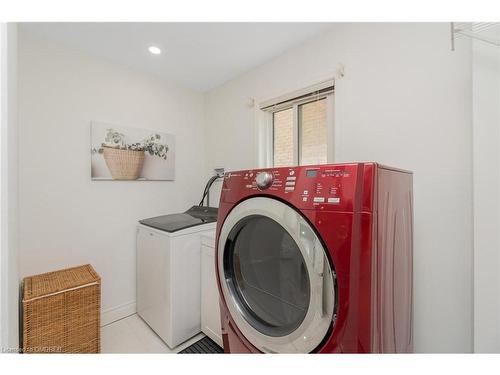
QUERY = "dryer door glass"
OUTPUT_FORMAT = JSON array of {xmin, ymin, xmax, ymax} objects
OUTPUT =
[{"xmin": 225, "ymin": 215, "xmax": 310, "ymax": 337}]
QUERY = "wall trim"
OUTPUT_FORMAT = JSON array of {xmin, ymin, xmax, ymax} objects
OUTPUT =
[
  {"xmin": 101, "ymin": 301, "xmax": 136, "ymax": 327},
  {"xmin": 0, "ymin": 22, "xmax": 19, "ymax": 351}
]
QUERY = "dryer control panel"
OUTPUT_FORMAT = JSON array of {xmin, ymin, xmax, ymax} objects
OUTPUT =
[{"xmin": 221, "ymin": 163, "xmax": 376, "ymax": 212}]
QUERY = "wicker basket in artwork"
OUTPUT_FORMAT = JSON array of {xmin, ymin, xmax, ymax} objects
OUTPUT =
[
  {"xmin": 102, "ymin": 146, "xmax": 145, "ymax": 180},
  {"xmin": 22, "ymin": 264, "xmax": 101, "ymax": 354}
]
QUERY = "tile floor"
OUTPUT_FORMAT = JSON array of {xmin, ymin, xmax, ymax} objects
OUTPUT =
[{"xmin": 101, "ymin": 314, "xmax": 205, "ymax": 353}]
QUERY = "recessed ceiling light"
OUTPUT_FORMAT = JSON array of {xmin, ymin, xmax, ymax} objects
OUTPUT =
[{"xmin": 148, "ymin": 46, "xmax": 161, "ymax": 55}]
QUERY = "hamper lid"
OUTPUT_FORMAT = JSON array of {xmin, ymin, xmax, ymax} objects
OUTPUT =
[{"xmin": 23, "ymin": 264, "xmax": 100, "ymax": 301}]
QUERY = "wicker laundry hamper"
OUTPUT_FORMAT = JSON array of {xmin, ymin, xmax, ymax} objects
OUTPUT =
[
  {"xmin": 102, "ymin": 146, "xmax": 145, "ymax": 180},
  {"xmin": 22, "ymin": 264, "xmax": 101, "ymax": 354}
]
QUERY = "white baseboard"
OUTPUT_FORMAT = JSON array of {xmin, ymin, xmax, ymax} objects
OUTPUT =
[{"xmin": 101, "ymin": 301, "xmax": 136, "ymax": 327}]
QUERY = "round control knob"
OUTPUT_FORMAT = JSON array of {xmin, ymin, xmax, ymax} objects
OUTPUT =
[{"xmin": 256, "ymin": 171, "xmax": 273, "ymax": 190}]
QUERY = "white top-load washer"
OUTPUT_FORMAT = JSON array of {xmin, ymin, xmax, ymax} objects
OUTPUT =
[{"xmin": 136, "ymin": 206, "xmax": 217, "ymax": 348}]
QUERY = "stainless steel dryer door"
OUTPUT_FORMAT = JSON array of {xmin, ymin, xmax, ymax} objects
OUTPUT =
[{"xmin": 218, "ymin": 197, "xmax": 336, "ymax": 353}]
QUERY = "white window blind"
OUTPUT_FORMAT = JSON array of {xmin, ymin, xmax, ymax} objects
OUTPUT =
[{"xmin": 260, "ymin": 80, "xmax": 334, "ymax": 112}]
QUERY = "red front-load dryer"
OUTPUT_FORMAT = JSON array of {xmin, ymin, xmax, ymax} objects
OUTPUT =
[{"xmin": 215, "ymin": 162, "xmax": 413, "ymax": 353}]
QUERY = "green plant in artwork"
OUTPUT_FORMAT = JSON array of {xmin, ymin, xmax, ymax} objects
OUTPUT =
[
  {"xmin": 141, "ymin": 133, "xmax": 169, "ymax": 160},
  {"xmin": 99, "ymin": 128, "xmax": 169, "ymax": 160}
]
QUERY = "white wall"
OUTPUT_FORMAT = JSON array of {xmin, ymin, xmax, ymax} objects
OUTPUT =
[
  {"xmin": 17, "ymin": 30, "xmax": 206, "ymax": 323},
  {"xmin": 472, "ymin": 28, "xmax": 500, "ymax": 352},
  {"xmin": 0, "ymin": 22, "xmax": 19, "ymax": 351},
  {"xmin": 204, "ymin": 23, "xmax": 473, "ymax": 352}
]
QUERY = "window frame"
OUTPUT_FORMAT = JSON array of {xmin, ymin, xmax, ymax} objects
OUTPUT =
[{"xmin": 269, "ymin": 92, "xmax": 334, "ymax": 167}]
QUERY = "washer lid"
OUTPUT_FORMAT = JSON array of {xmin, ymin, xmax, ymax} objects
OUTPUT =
[{"xmin": 139, "ymin": 206, "xmax": 218, "ymax": 233}]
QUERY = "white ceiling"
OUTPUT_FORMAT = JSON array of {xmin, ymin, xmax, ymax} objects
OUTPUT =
[{"xmin": 20, "ymin": 23, "xmax": 335, "ymax": 92}]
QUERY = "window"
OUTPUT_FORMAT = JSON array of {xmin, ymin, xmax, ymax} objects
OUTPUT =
[
  {"xmin": 272, "ymin": 108, "xmax": 294, "ymax": 167},
  {"xmin": 298, "ymin": 98, "xmax": 328, "ymax": 166},
  {"xmin": 261, "ymin": 82, "xmax": 334, "ymax": 167}
]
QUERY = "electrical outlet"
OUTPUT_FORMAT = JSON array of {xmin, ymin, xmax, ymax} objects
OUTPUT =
[{"xmin": 214, "ymin": 167, "xmax": 225, "ymax": 177}]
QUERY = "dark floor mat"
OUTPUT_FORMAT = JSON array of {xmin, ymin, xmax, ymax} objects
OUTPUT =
[{"xmin": 179, "ymin": 336, "xmax": 224, "ymax": 354}]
